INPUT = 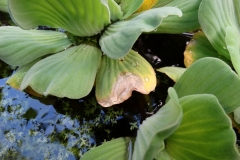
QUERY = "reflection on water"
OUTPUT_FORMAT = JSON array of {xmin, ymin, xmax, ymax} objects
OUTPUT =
[
  {"xmin": 0, "ymin": 78, "xmax": 79, "ymax": 159},
  {"xmin": 0, "ymin": 76, "xmax": 140, "ymax": 159}
]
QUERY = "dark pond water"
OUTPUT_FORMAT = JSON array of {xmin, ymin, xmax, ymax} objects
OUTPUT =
[{"xmin": 0, "ymin": 33, "xmax": 190, "ymax": 159}]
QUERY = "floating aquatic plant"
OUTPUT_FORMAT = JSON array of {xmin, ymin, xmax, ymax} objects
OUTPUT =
[{"xmin": 0, "ymin": 0, "xmax": 201, "ymax": 107}]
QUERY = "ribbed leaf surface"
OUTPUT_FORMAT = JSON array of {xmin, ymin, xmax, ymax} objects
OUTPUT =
[
  {"xmin": 82, "ymin": 137, "xmax": 132, "ymax": 160},
  {"xmin": 0, "ymin": 26, "xmax": 72, "ymax": 66},
  {"xmin": 167, "ymin": 94, "xmax": 240, "ymax": 160},
  {"xmin": 121, "ymin": 0, "xmax": 144, "ymax": 19},
  {"xmin": 107, "ymin": 0, "xmax": 123, "ymax": 21},
  {"xmin": 173, "ymin": 57, "xmax": 240, "ymax": 113},
  {"xmin": 225, "ymin": 26, "xmax": 240, "ymax": 75},
  {"xmin": 7, "ymin": 60, "xmax": 39, "ymax": 90},
  {"xmin": 199, "ymin": 0, "xmax": 240, "ymax": 60},
  {"xmin": 8, "ymin": 0, "xmax": 110, "ymax": 36},
  {"xmin": 132, "ymin": 88, "xmax": 182, "ymax": 160},
  {"xmin": 21, "ymin": 44, "xmax": 102, "ymax": 99},
  {"xmin": 153, "ymin": 0, "xmax": 173, "ymax": 8},
  {"xmin": 0, "ymin": 0, "xmax": 7, "ymax": 12},
  {"xmin": 96, "ymin": 50, "xmax": 156, "ymax": 107},
  {"xmin": 156, "ymin": 0, "xmax": 201, "ymax": 33},
  {"xmin": 183, "ymin": 31, "xmax": 230, "ymax": 68},
  {"xmin": 100, "ymin": 7, "xmax": 182, "ymax": 59}
]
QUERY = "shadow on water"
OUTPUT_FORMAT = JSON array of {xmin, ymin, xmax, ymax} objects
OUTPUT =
[{"xmin": 0, "ymin": 33, "xmax": 190, "ymax": 159}]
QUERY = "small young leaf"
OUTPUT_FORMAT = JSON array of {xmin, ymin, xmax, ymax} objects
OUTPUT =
[{"xmin": 157, "ymin": 66, "xmax": 186, "ymax": 82}]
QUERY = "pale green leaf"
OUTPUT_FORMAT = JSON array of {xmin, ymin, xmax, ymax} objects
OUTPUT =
[
  {"xmin": 7, "ymin": 60, "xmax": 39, "ymax": 90},
  {"xmin": 0, "ymin": 0, "xmax": 7, "ymax": 12},
  {"xmin": 155, "ymin": 148, "xmax": 173, "ymax": 160},
  {"xmin": 0, "ymin": 26, "xmax": 72, "ymax": 66},
  {"xmin": 233, "ymin": 0, "xmax": 240, "ymax": 25},
  {"xmin": 132, "ymin": 88, "xmax": 182, "ymax": 160},
  {"xmin": 107, "ymin": 0, "xmax": 123, "ymax": 21},
  {"xmin": 173, "ymin": 57, "xmax": 240, "ymax": 113},
  {"xmin": 167, "ymin": 94, "xmax": 240, "ymax": 160},
  {"xmin": 183, "ymin": 31, "xmax": 230, "ymax": 68},
  {"xmin": 153, "ymin": 0, "xmax": 173, "ymax": 8},
  {"xmin": 225, "ymin": 26, "xmax": 240, "ymax": 75},
  {"xmin": 96, "ymin": 50, "xmax": 156, "ymax": 107},
  {"xmin": 234, "ymin": 107, "xmax": 240, "ymax": 124},
  {"xmin": 199, "ymin": 0, "xmax": 240, "ymax": 60},
  {"xmin": 157, "ymin": 66, "xmax": 186, "ymax": 82},
  {"xmin": 120, "ymin": 0, "xmax": 144, "ymax": 19},
  {"xmin": 114, "ymin": 0, "xmax": 121, "ymax": 3},
  {"xmin": 100, "ymin": 7, "xmax": 182, "ymax": 59},
  {"xmin": 8, "ymin": 0, "xmax": 110, "ymax": 36},
  {"xmin": 81, "ymin": 137, "xmax": 133, "ymax": 160},
  {"xmin": 20, "ymin": 44, "xmax": 102, "ymax": 99},
  {"xmin": 233, "ymin": 107, "xmax": 240, "ymax": 124},
  {"xmin": 155, "ymin": 0, "xmax": 201, "ymax": 33}
]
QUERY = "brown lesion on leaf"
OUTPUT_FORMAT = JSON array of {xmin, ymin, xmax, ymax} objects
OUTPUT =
[
  {"xmin": 24, "ymin": 86, "xmax": 43, "ymax": 97},
  {"xmin": 184, "ymin": 39, "xmax": 196, "ymax": 68},
  {"xmin": 98, "ymin": 73, "xmax": 153, "ymax": 107}
]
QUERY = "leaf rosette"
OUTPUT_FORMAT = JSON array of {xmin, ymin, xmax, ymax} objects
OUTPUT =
[{"xmin": 1, "ymin": 0, "xmax": 188, "ymax": 106}]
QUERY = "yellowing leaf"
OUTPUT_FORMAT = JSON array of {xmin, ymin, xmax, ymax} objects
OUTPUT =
[{"xmin": 136, "ymin": 0, "xmax": 158, "ymax": 13}]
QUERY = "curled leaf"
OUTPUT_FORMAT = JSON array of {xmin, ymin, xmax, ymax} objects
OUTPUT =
[
  {"xmin": 100, "ymin": 7, "xmax": 182, "ymax": 59},
  {"xmin": 96, "ymin": 50, "xmax": 156, "ymax": 107}
]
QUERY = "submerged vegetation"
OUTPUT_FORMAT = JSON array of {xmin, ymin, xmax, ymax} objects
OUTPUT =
[{"xmin": 0, "ymin": 0, "xmax": 240, "ymax": 159}]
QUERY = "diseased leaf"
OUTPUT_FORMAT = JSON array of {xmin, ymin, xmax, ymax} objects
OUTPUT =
[
  {"xmin": 167, "ymin": 94, "xmax": 240, "ymax": 160},
  {"xmin": 7, "ymin": 60, "xmax": 39, "ymax": 90},
  {"xmin": 100, "ymin": 7, "xmax": 182, "ymax": 59},
  {"xmin": 0, "ymin": 26, "xmax": 72, "ymax": 66},
  {"xmin": 135, "ymin": 0, "xmax": 158, "ymax": 13},
  {"xmin": 8, "ymin": 0, "xmax": 110, "ymax": 36},
  {"xmin": 173, "ymin": 57, "xmax": 240, "ymax": 113},
  {"xmin": 21, "ymin": 44, "xmax": 102, "ymax": 99},
  {"xmin": 184, "ymin": 31, "xmax": 230, "ymax": 68},
  {"xmin": 96, "ymin": 50, "xmax": 156, "ymax": 107},
  {"xmin": 132, "ymin": 88, "xmax": 182, "ymax": 160}
]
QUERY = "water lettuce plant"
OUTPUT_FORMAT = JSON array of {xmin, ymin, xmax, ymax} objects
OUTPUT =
[
  {"xmin": 0, "ymin": 0, "xmax": 201, "ymax": 107},
  {"xmin": 1, "ymin": 0, "xmax": 240, "ymax": 159},
  {"xmin": 82, "ymin": 57, "xmax": 240, "ymax": 160}
]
